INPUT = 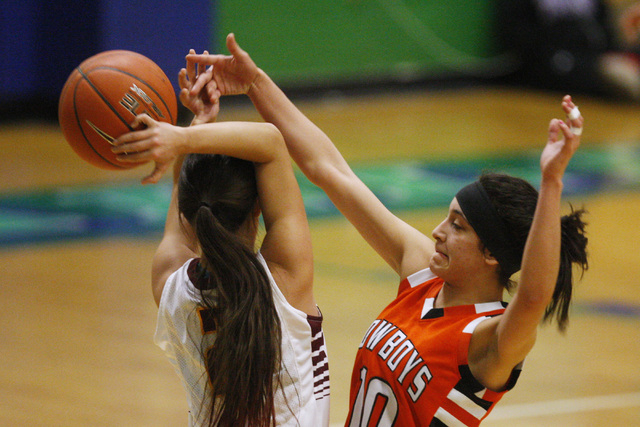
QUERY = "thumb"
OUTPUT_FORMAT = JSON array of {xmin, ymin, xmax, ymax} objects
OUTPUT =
[
  {"xmin": 548, "ymin": 118, "xmax": 562, "ymax": 143},
  {"xmin": 132, "ymin": 113, "xmax": 154, "ymax": 130},
  {"xmin": 226, "ymin": 33, "xmax": 243, "ymax": 55},
  {"xmin": 141, "ymin": 162, "xmax": 170, "ymax": 185}
]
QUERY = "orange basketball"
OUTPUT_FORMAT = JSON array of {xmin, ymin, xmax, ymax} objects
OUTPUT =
[{"xmin": 58, "ymin": 50, "xmax": 178, "ymax": 170}]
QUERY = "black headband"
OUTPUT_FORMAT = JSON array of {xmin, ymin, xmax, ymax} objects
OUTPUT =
[{"xmin": 455, "ymin": 181, "xmax": 522, "ymax": 276}]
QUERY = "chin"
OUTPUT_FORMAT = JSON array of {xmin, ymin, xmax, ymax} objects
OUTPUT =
[{"xmin": 428, "ymin": 261, "xmax": 445, "ymax": 277}]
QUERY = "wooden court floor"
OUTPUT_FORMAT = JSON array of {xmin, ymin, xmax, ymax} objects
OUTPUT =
[{"xmin": 1, "ymin": 86, "xmax": 639, "ymax": 426}]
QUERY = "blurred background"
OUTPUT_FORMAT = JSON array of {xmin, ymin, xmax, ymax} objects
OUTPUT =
[{"xmin": 1, "ymin": 0, "xmax": 639, "ymax": 425}]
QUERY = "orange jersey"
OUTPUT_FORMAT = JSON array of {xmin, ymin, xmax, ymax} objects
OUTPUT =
[{"xmin": 346, "ymin": 268, "xmax": 520, "ymax": 426}]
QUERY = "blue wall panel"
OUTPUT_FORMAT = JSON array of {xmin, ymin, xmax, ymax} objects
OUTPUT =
[
  {"xmin": 1, "ymin": 0, "xmax": 39, "ymax": 101},
  {"xmin": 0, "ymin": 0, "xmax": 213, "ymax": 119},
  {"xmin": 100, "ymin": 0, "xmax": 213, "ymax": 96}
]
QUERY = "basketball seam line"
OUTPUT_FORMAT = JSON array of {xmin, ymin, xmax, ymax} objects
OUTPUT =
[{"xmin": 74, "ymin": 67, "xmax": 128, "ymax": 169}]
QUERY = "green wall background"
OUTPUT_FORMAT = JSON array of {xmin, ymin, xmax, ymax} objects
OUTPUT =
[{"xmin": 215, "ymin": 0, "xmax": 502, "ymax": 88}]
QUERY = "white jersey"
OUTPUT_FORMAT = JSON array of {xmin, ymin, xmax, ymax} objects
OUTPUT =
[{"xmin": 154, "ymin": 254, "xmax": 330, "ymax": 426}]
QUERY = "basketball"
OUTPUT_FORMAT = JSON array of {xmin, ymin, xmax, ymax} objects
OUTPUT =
[{"xmin": 58, "ymin": 50, "xmax": 178, "ymax": 170}]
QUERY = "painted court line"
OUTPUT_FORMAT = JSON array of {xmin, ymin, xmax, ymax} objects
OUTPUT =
[
  {"xmin": 329, "ymin": 392, "xmax": 640, "ymax": 425},
  {"xmin": 3, "ymin": 143, "xmax": 640, "ymax": 246},
  {"xmin": 487, "ymin": 392, "xmax": 640, "ymax": 420}
]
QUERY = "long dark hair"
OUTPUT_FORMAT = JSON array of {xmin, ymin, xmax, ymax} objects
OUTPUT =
[
  {"xmin": 479, "ymin": 173, "xmax": 589, "ymax": 331},
  {"xmin": 178, "ymin": 153, "xmax": 281, "ymax": 426}
]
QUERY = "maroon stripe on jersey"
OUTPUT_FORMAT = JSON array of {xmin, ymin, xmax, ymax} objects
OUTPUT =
[{"xmin": 307, "ymin": 312, "xmax": 330, "ymax": 399}]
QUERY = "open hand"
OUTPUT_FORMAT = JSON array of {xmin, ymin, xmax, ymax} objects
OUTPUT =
[
  {"xmin": 186, "ymin": 33, "xmax": 260, "ymax": 97},
  {"xmin": 540, "ymin": 95, "xmax": 583, "ymax": 183}
]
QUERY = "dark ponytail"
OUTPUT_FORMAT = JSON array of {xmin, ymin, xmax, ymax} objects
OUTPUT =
[
  {"xmin": 479, "ymin": 173, "xmax": 589, "ymax": 331},
  {"xmin": 545, "ymin": 207, "xmax": 589, "ymax": 331},
  {"xmin": 178, "ymin": 154, "xmax": 281, "ymax": 427}
]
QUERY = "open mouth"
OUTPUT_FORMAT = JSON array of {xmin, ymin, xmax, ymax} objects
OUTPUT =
[{"xmin": 435, "ymin": 245, "xmax": 448, "ymax": 259}]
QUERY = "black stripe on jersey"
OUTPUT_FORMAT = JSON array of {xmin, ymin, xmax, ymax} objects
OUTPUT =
[
  {"xmin": 429, "ymin": 417, "xmax": 448, "ymax": 427},
  {"xmin": 456, "ymin": 365, "xmax": 493, "ymax": 411},
  {"xmin": 504, "ymin": 364, "xmax": 523, "ymax": 391},
  {"xmin": 422, "ymin": 307, "xmax": 445, "ymax": 319}
]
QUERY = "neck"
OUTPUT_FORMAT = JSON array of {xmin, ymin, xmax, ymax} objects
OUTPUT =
[{"xmin": 435, "ymin": 279, "xmax": 503, "ymax": 308}]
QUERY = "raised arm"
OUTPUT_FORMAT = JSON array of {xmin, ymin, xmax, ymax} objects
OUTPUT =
[
  {"xmin": 470, "ymin": 95, "xmax": 583, "ymax": 390},
  {"xmin": 113, "ymin": 116, "xmax": 315, "ymax": 313},
  {"xmin": 139, "ymin": 56, "xmax": 221, "ymax": 306},
  {"xmin": 188, "ymin": 33, "xmax": 435, "ymax": 278}
]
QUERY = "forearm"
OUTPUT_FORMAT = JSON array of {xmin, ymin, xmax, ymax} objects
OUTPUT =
[
  {"xmin": 493, "ymin": 178, "xmax": 563, "ymax": 362},
  {"xmin": 517, "ymin": 177, "xmax": 563, "ymax": 306},
  {"xmin": 247, "ymin": 69, "xmax": 351, "ymax": 185},
  {"xmin": 180, "ymin": 121, "xmax": 282, "ymax": 164},
  {"xmin": 247, "ymin": 70, "xmax": 434, "ymax": 275}
]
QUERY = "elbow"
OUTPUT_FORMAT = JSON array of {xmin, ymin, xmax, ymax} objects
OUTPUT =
[
  {"xmin": 306, "ymin": 163, "xmax": 353, "ymax": 195},
  {"xmin": 517, "ymin": 263, "xmax": 559, "ymax": 306},
  {"xmin": 304, "ymin": 162, "xmax": 328, "ymax": 187},
  {"xmin": 264, "ymin": 123, "xmax": 286, "ymax": 149},
  {"xmin": 517, "ymin": 289, "xmax": 553, "ymax": 310},
  {"xmin": 513, "ymin": 278, "xmax": 556, "ymax": 316}
]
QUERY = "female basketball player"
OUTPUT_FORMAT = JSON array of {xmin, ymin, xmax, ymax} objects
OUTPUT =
[
  {"xmin": 187, "ymin": 34, "xmax": 589, "ymax": 426},
  {"xmin": 111, "ymin": 57, "xmax": 330, "ymax": 426}
]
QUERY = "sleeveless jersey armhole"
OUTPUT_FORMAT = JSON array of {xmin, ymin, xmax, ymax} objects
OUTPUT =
[{"xmin": 457, "ymin": 315, "xmax": 523, "ymax": 394}]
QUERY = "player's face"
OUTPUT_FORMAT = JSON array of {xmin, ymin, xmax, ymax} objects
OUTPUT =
[{"xmin": 429, "ymin": 198, "xmax": 489, "ymax": 283}]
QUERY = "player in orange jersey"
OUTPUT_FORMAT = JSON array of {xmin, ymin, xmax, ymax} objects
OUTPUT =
[{"xmin": 188, "ymin": 34, "xmax": 589, "ymax": 426}]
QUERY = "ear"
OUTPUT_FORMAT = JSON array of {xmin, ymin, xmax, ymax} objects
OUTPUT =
[{"xmin": 483, "ymin": 247, "xmax": 500, "ymax": 267}]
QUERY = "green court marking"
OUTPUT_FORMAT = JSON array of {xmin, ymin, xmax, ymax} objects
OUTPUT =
[{"xmin": 1, "ymin": 142, "xmax": 639, "ymax": 246}]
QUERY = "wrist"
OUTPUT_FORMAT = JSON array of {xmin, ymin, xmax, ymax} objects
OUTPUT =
[
  {"xmin": 178, "ymin": 125, "xmax": 192, "ymax": 154},
  {"xmin": 247, "ymin": 68, "xmax": 266, "ymax": 98},
  {"xmin": 540, "ymin": 175, "xmax": 564, "ymax": 194}
]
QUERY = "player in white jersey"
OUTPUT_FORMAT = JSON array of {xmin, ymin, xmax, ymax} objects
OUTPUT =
[{"xmin": 112, "ymin": 55, "xmax": 329, "ymax": 426}]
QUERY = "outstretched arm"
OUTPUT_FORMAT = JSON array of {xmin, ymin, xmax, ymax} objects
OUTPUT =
[
  {"xmin": 187, "ymin": 33, "xmax": 435, "ymax": 278},
  {"xmin": 470, "ymin": 95, "xmax": 583, "ymax": 390}
]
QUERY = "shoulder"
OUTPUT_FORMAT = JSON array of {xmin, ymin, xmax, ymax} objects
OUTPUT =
[
  {"xmin": 155, "ymin": 257, "xmax": 199, "ymax": 308},
  {"xmin": 397, "ymin": 267, "xmax": 441, "ymax": 297},
  {"xmin": 261, "ymin": 252, "xmax": 317, "ymax": 317},
  {"xmin": 152, "ymin": 234, "xmax": 198, "ymax": 306}
]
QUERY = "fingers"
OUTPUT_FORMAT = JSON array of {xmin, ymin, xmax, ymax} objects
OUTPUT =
[
  {"xmin": 561, "ymin": 94, "xmax": 584, "ymax": 136},
  {"xmin": 186, "ymin": 49, "xmax": 196, "ymax": 83},
  {"xmin": 114, "ymin": 147, "xmax": 150, "ymax": 162},
  {"xmin": 548, "ymin": 118, "xmax": 563, "ymax": 143},
  {"xmin": 132, "ymin": 113, "xmax": 155, "ymax": 129},
  {"xmin": 190, "ymin": 74, "xmax": 207, "ymax": 96},
  {"xmin": 186, "ymin": 53, "xmax": 219, "ymax": 66},
  {"xmin": 141, "ymin": 162, "xmax": 171, "ymax": 185},
  {"xmin": 548, "ymin": 118, "xmax": 580, "ymax": 156},
  {"xmin": 112, "ymin": 114, "xmax": 156, "ymax": 150},
  {"xmin": 192, "ymin": 63, "xmax": 214, "ymax": 95},
  {"xmin": 206, "ymin": 80, "xmax": 220, "ymax": 103},
  {"xmin": 184, "ymin": 49, "xmax": 215, "ymax": 95},
  {"xmin": 557, "ymin": 120, "xmax": 573, "ymax": 142},
  {"xmin": 186, "ymin": 33, "xmax": 239, "ymax": 65},
  {"xmin": 178, "ymin": 87, "xmax": 191, "ymax": 108},
  {"xmin": 178, "ymin": 68, "xmax": 189, "ymax": 91},
  {"xmin": 196, "ymin": 50, "xmax": 209, "ymax": 78}
]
